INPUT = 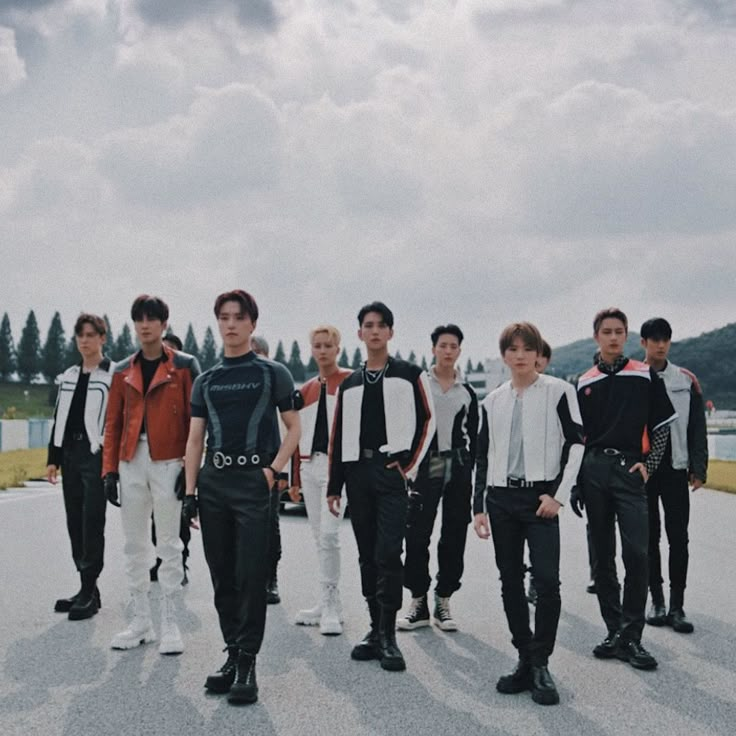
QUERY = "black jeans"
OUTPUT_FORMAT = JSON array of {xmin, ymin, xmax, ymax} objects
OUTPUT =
[
  {"xmin": 404, "ymin": 455, "xmax": 471, "ymax": 597},
  {"xmin": 580, "ymin": 450, "xmax": 649, "ymax": 642},
  {"xmin": 344, "ymin": 459, "xmax": 408, "ymax": 612},
  {"xmin": 198, "ymin": 464, "xmax": 272, "ymax": 654},
  {"xmin": 486, "ymin": 486, "xmax": 561, "ymax": 666},
  {"xmin": 647, "ymin": 463, "xmax": 689, "ymax": 595},
  {"xmin": 61, "ymin": 439, "xmax": 106, "ymax": 584}
]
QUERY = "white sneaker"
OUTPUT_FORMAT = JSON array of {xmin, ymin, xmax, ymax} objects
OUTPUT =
[
  {"xmin": 433, "ymin": 593, "xmax": 458, "ymax": 632},
  {"xmin": 295, "ymin": 603, "xmax": 322, "ymax": 626},
  {"xmin": 159, "ymin": 595, "xmax": 184, "ymax": 655},
  {"xmin": 397, "ymin": 595, "xmax": 430, "ymax": 631},
  {"xmin": 111, "ymin": 593, "xmax": 156, "ymax": 650},
  {"xmin": 320, "ymin": 585, "xmax": 343, "ymax": 636}
]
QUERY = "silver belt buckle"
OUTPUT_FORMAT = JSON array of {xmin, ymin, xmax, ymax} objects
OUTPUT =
[{"xmin": 213, "ymin": 451, "xmax": 226, "ymax": 469}]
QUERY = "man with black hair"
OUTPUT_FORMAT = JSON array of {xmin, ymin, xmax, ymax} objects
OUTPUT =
[
  {"xmin": 640, "ymin": 318, "xmax": 707, "ymax": 634},
  {"xmin": 103, "ymin": 295, "xmax": 200, "ymax": 655},
  {"xmin": 183, "ymin": 290, "xmax": 300, "ymax": 706},
  {"xmin": 328, "ymin": 301, "xmax": 435, "ymax": 672},
  {"xmin": 398, "ymin": 323, "xmax": 477, "ymax": 633},
  {"xmin": 574, "ymin": 308, "xmax": 676, "ymax": 671},
  {"xmin": 47, "ymin": 313, "xmax": 115, "ymax": 620}
]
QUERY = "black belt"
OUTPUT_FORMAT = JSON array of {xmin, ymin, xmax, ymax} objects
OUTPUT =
[
  {"xmin": 360, "ymin": 449, "xmax": 409, "ymax": 462},
  {"xmin": 506, "ymin": 477, "xmax": 550, "ymax": 489},
  {"xmin": 67, "ymin": 432, "xmax": 88, "ymax": 442},
  {"xmin": 590, "ymin": 447, "xmax": 642, "ymax": 462},
  {"xmin": 205, "ymin": 451, "xmax": 274, "ymax": 470}
]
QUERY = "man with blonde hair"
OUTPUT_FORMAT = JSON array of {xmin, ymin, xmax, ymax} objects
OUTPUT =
[{"xmin": 291, "ymin": 324, "xmax": 352, "ymax": 634}]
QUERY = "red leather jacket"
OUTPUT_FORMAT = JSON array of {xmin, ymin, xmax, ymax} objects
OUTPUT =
[{"xmin": 102, "ymin": 346, "xmax": 200, "ymax": 475}]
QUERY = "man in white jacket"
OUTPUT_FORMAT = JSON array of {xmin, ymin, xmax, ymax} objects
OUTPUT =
[
  {"xmin": 47, "ymin": 313, "xmax": 115, "ymax": 620},
  {"xmin": 474, "ymin": 322, "xmax": 584, "ymax": 706}
]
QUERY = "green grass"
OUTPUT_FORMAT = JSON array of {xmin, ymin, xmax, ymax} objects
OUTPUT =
[
  {"xmin": 705, "ymin": 460, "xmax": 736, "ymax": 494},
  {"xmin": 0, "ymin": 381, "xmax": 55, "ymax": 419},
  {"xmin": 0, "ymin": 448, "xmax": 48, "ymax": 490}
]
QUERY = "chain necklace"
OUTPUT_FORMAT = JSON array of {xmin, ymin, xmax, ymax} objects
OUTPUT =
[{"xmin": 363, "ymin": 362, "xmax": 387, "ymax": 385}]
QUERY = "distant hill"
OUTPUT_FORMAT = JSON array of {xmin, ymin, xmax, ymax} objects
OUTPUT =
[{"xmin": 547, "ymin": 323, "xmax": 736, "ymax": 409}]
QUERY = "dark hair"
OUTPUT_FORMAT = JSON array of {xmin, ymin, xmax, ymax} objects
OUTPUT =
[
  {"xmin": 498, "ymin": 322, "xmax": 543, "ymax": 356},
  {"xmin": 131, "ymin": 294, "xmax": 169, "ymax": 323},
  {"xmin": 251, "ymin": 335, "xmax": 269, "ymax": 357},
  {"xmin": 213, "ymin": 289, "xmax": 259, "ymax": 322},
  {"xmin": 541, "ymin": 340, "xmax": 552, "ymax": 360},
  {"xmin": 74, "ymin": 313, "xmax": 106, "ymax": 337},
  {"xmin": 163, "ymin": 333, "xmax": 183, "ymax": 351},
  {"xmin": 357, "ymin": 301, "xmax": 394, "ymax": 328},
  {"xmin": 431, "ymin": 324, "xmax": 464, "ymax": 346},
  {"xmin": 640, "ymin": 317, "xmax": 672, "ymax": 341},
  {"xmin": 593, "ymin": 307, "xmax": 628, "ymax": 335}
]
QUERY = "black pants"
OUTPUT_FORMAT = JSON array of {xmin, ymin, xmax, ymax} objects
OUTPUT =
[
  {"xmin": 344, "ymin": 459, "xmax": 408, "ymax": 612},
  {"xmin": 198, "ymin": 464, "xmax": 272, "ymax": 654},
  {"xmin": 581, "ymin": 450, "xmax": 649, "ymax": 642},
  {"xmin": 486, "ymin": 486, "xmax": 560, "ymax": 666},
  {"xmin": 61, "ymin": 440, "xmax": 106, "ymax": 584},
  {"xmin": 268, "ymin": 484, "xmax": 282, "ymax": 579},
  {"xmin": 647, "ymin": 463, "xmax": 689, "ymax": 595},
  {"xmin": 404, "ymin": 455, "xmax": 471, "ymax": 597}
]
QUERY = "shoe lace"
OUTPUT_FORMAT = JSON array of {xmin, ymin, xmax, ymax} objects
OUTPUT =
[
  {"xmin": 436, "ymin": 596, "xmax": 452, "ymax": 620},
  {"xmin": 221, "ymin": 647, "xmax": 239, "ymax": 673},
  {"xmin": 407, "ymin": 596, "xmax": 426, "ymax": 619}
]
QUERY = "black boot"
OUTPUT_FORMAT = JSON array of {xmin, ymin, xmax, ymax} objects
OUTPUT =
[
  {"xmin": 496, "ymin": 655, "xmax": 532, "ymax": 694},
  {"xmin": 531, "ymin": 664, "xmax": 560, "ymax": 705},
  {"xmin": 667, "ymin": 589, "xmax": 694, "ymax": 633},
  {"xmin": 646, "ymin": 586, "xmax": 667, "ymax": 626},
  {"xmin": 68, "ymin": 576, "xmax": 99, "ymax": 621},
  {"xmin": 54, "ymin": 588, "xmax": 82, "ymax": 613},
  {"xmin": 378, "ymin": 609, "xmax": 406, "ymax": 672},
  {"xmin": 266, "ymin": 572, "xmax": 280, "ymax": 605},
  {"xmin": 351, "ymin": 598, "xmax": 381, "ymax": 661},
  {"xmin": 227, "ymin": 651, "xmax": 258, "ymax": 705},
  {"xmin": 205, "ymin": 646, "xmax": 239, "ymax": 694}
]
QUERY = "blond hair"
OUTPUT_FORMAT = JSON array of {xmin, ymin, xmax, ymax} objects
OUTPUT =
[{"xmin": 309, "ymin": 324, "xmax": 341, "ymax": 345}]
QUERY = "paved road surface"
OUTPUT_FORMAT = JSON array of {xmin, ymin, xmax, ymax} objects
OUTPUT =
[{"xmin": 0, "ymin": 481, "xmax": 734, "ymax": 735}]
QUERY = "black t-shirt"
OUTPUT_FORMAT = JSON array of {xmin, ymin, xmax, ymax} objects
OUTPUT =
[
  {"xmin": 577, "ymin": 358, "xmax": 675, "ymax": 455},
  {"xmin": 64, "ymin": 371, "xmax": 90, "ymax": 440},
  {"xmin": 360, "ymin": 372, "xmax": 388, "ymax": 451},
  {"xmin": 139, "ymin": 355, "xmax": 162, "ymax": 435},
  {"xmin": 311, "ymin": 381, "xmax": 329, "ymax": 454},
  {"xmin": 191, "ymin": 352, "xmax": 295, "ymax": 454}
]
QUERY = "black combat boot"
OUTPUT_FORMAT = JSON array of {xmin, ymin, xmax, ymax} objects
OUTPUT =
[
  {"xmin": 205, "ymin": 646, "xmax": 239, "ymax": 693},
  {"xmin": 351, "ymin": 598, "xmax": 381, "ymax": 661},
  {"xmin": 496, "ymin": 654, "xmax": 533, "ymax": 694},
  {"xmin": 378, "ymin": 609, "xmax": 406, "ymax": 671},
  {"xmin": 227, "ymin": 651, "xmax": 258, "ymax": 705},
  {"xmin": 68, "ymin": 575, "xmax": 100, "ymax": 621},
  {"xmin": 646, "ymin": 586, "xmax": 667, "ymax": 626},
  {"xmin": 667, "ymin": 588, "xmax": 694, "ymax": 633}
]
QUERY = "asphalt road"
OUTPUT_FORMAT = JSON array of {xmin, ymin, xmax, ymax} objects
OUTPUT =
[{"xmin": 0, "ymin": 481, "xmax": 734, "ymax": 736}]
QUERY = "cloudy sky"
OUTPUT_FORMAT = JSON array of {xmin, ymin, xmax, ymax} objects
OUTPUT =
[{"xmin": 2, "ymin": 0, "xmax": 735, "ymax": 363}]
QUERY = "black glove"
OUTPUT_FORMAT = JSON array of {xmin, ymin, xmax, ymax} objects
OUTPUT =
[
  {"xmin": 406, "ymin": 488, "xmax": 423, "ymax": 529},
  {"xmin": 175, "ymin": 467, "xmax": 186, "ymax": 500},
  {"xmin": 182, "ymin": 495, "xmax": 199, "ymax": 525},
  {"xmin": 104, "ymin": 472, "xmax": 120, "ymax": 507},
  {"xmin": 570, "ymin": 485, "xmax": 584, "ymax": 518}
]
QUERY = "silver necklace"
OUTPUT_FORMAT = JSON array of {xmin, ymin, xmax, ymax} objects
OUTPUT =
[{"xmin": 363, "ymin": 363, "xmax": 387, "ymax": 385}]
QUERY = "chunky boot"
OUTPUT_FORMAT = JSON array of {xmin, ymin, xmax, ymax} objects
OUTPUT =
[
  {"xmin": 228, "ymin": 652, "xmax": 258, "ymax": 705},
  {"xmin": 496, "ymin": 656, "xmax": 532, "ymax": 694},
  {"xmin": 646, "ymin": 586, "xmax": 667, "ymax": 626},
  {"xmin": 378, "ymin": 609, "xmax": 406, "ymax": 672},
  {"xmin": 55, "ymin": 589, "xmax": 82, "ymax": 613},
  {"xmin": 616, "ymin": 639, "xmax": 658, "ymax": 670},
  {"xmin": 397, "ymin": 595, "xmax": 430, "ymax": 631},
  {"xmin": 110, "ymin": 592, "xmax": 156, "ymax": 650},
  {"xmin": 266, "ymin": 573, "xmax": 281, "ymax": 605},
  {"xmin": 320, "ymin": 584, "xmax": 343, "ymax": 636},
  {"xmin": 68, "ymin": 577, "xmax": 99, "ymax": 621},
  {"xmin": 205, "ymin": 646, "xmax": 239, "ymax": 693},
  {"xmin": 531, "ymin": 664, "xmax": 560, "ymax": 705},
  {"xmin": 593, "ymin": 631, "xmax": 621, "ymax": 659},
  {"xmin": 295, "ymin": 602, "xmax": 322, "ymax": 626},
  {"xmin": 433, "ymin": 593, "xmax": 458, "ymax": 632},
  {"xmin": 159, "ymin": 595, "xmax": 184, "ymax": 654},
  {"xmin": 667, "ymin": 589, "xmax": 694, "ymax": 633},
  {"xmin": 351, "ymin": 599, "xmax": 381, "ymax": 661}
]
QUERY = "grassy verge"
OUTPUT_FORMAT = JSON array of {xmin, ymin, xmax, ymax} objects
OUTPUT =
[
  {"xmin": 0, "ymin": 381, "xmax": 55, "ymax": 419},
  {"xmin": 0, "ymin": 448, "xmax": 48, "ymax": 490},
  {"xmin": 705, "ymin": 460, "xmax": 736, "ymax": 494}
]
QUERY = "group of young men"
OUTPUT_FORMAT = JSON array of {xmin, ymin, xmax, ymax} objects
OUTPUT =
[{"xmin": 46, "ymin": 295, "xmax": 707, "ymax": 708}]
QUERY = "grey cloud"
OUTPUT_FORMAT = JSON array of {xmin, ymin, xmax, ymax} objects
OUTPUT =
[
  {"xmin": 136, "ymin": 0, "xmax": 279, "ymax": 31},
  {"xmin": 675, "ymin": 0, "xmax": 736, "ymax": 24}
]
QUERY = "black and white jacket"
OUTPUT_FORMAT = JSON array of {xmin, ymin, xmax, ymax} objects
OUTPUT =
[
  {"xmin": 47, "ymin": 359, "xmax": 115, "ymax": 467},
  {"xmin": 328, "ymin": 357, "xmax": 435, "ymax": 495},
  {"xmin": 473, "ymin": 373, "xmax": 584, "ymax": 512}
]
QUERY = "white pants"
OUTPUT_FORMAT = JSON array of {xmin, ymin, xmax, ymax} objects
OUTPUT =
[
  {"xmin": 301, "ymin": 453, "xmax": 345, "ymax": 587},
  {"xmin": 119, "ymin": 437, "xmax": 183, "ymax": 596}
]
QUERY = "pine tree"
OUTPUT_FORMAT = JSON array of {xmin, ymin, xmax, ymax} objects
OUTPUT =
[
  {"xmin": 287, "ymin": 340, "xmax": 306, "ymax": 381},
  {"xmin": 17, "ymin": 310, "xmax": 42, "ymax": 383},
  {"xmin": 420, "ymin": 356, "xmax": 428, "ymax": 370},
  {"xmin": 476, "ymin": 360, "xmax": 484, "ymax": 372},
  {"xmin": 113, "ymin": 324, "xmax": 135, "ymax": 361},
  {"xmin": 306, "ymin": 356, "xmax": 318, "ymax": 374},
  {"xmin": 351, "ymin": 348, "xmax": 362, "ymax": 369},
  {"xmin": 200, "ymin": 327, "xmax": 218, "ymax": 370},
  {"xmin": 65, "ymin": 336, "xmax": 79, "ymax": 367},
  {"xmin": 338, "ymin": 348, "xmax": 350, "ymax": 368},
  {"xmin": 0, "ymin": 313, "xmax": 16, "ymax": 380},
  {"xmin": 183, "ymin": 323, "xmax": 199, "ymax": 358},
  {"xmin": 274, "ymin": 340, "xmax": 287, "ymax": 365},
  {"xmin": 103, "ymin": 314, "xmax": 114, "ymax": 359},
  {"xmin": 407, "ymin": 350, "xmax": 417, "ymax": 365},
  {"xmin": 465, "ymin": 359, "xmax": 473, "ymax": 374},
  {"xmin": 41, "ymin": 312, "xmax": 66, "ymax": 383},
  {"xmin": 395, "ymin": 350, "xmax": 403, "ymax": 360}
]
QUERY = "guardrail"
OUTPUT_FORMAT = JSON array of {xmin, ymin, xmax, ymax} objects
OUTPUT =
[{"xmin": 0, "ymin": 419, "xmax": 53, "ymax": 452}]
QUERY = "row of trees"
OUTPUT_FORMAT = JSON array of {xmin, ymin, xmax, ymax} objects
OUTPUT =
[{"xmin": 0, "ymin": 311, "xmax": 484, "ymax": 385}]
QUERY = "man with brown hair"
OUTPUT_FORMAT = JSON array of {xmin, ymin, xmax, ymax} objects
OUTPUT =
[{"xmin": 47, "ymin": 313, "xmax": 115, "ymax": 620}]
